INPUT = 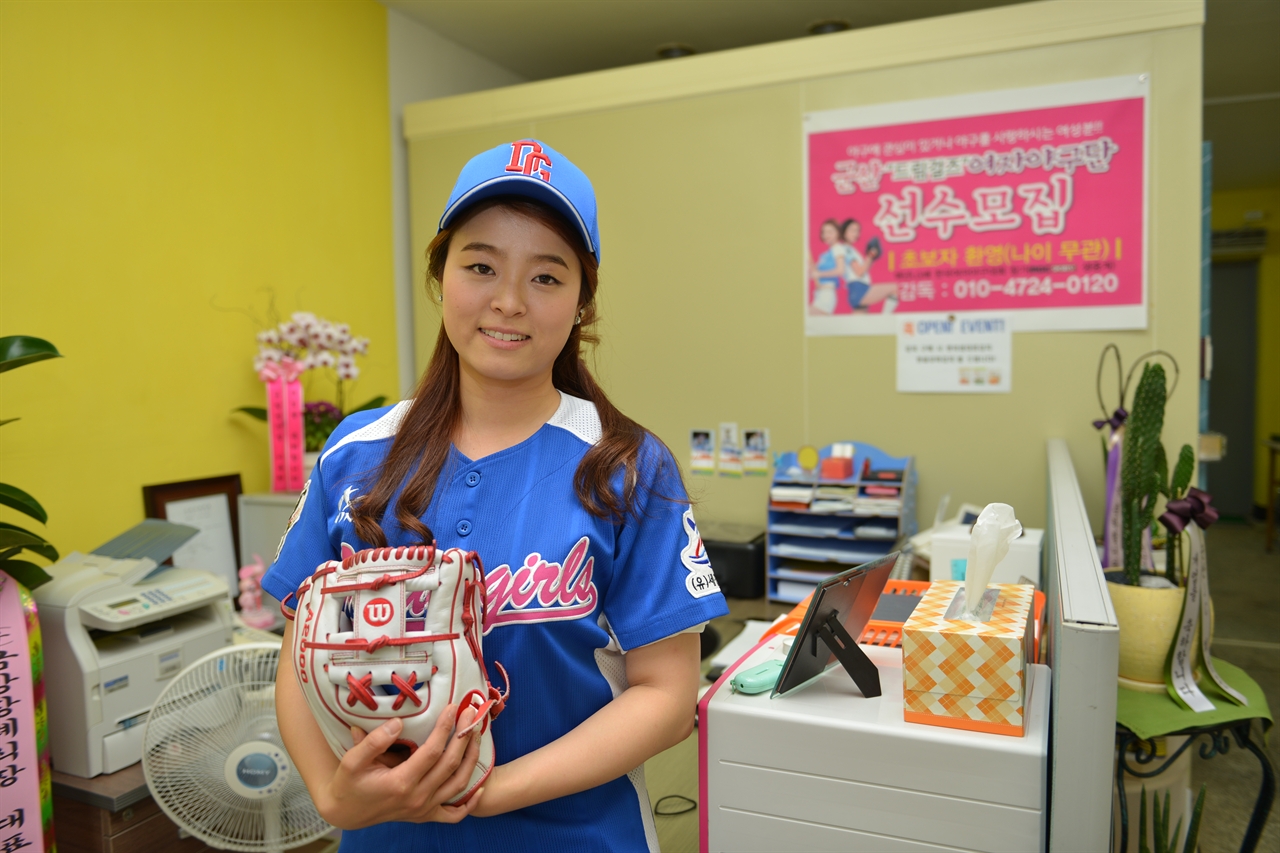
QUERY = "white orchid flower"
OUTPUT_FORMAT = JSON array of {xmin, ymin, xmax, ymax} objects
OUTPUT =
[
  {"xmin": 313, "ymin": 350, "xmax": 337, "ymax": 369},
  {"xmin": 337, "ymin": 355, "xmax": 358, "ymax": 380}
]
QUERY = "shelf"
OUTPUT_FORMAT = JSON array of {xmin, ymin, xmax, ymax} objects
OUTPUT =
[
  {"xmin": 769, "ymin": 585, "xmax": 814, "ymax": 605},
  {"xmin": 769, "ymin": 540, "xmax": 893, "ymax": 564},
  {"xmin": 770, "ymin": 567, "xmax": 838, "ymax": 583}
]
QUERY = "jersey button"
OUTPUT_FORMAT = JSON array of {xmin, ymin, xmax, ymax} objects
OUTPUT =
[
  {"xmin": 456, "ymin": 519, "xmax": 473, "ymax": 536},
  {"xmin": 465, "ymin": 471, "xmax": 481, "ymax": 487}
]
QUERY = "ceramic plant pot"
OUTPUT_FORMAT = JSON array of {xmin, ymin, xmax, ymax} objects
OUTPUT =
[{"xmin": 1107, "ymin": 579, "xmax": 1189, "ymax": 691}]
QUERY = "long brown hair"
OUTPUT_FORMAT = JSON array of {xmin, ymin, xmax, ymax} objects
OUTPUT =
[{"xmin": 351, "ymin": 196, "xmax": 677, "ymax": 547}]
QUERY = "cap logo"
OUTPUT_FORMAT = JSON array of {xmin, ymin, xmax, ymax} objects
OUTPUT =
[{"xmin": 505, "ymin": 140, "xmax": 553, "ymax": 182}]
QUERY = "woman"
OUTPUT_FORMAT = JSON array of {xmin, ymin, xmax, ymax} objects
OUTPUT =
[
  {"xmin": 808, "ymin": 218, "xmax": 845, "ymax": 314},
  {"xmin": 263, "ymin": 140, "xmax": 728, "ymax": 851},
  {"xmin": 840, "ymin": 219, "xmax": 897, "ymax": 313}
]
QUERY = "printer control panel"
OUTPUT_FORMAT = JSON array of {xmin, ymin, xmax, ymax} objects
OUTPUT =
[{"xmin": 80, "ymin": 569, "xmax": 229, "ymax": 631}]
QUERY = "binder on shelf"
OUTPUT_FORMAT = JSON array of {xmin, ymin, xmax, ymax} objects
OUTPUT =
[{"xmin": 766, "ymin": 442, "xmax": 916, "ymax": 605}]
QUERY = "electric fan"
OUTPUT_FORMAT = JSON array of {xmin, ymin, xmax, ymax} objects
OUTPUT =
[{"xmin": 143, "ymin": 642, "xmax": 332, "ymax": 852}]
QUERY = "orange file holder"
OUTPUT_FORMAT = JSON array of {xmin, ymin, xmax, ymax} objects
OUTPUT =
[{"xmin": 902, "ymin": 581, "xmax": 1036, "ymax": 737}]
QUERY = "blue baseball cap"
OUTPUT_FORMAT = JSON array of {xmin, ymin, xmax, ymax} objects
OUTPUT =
[{"xmin": 438, "ymin": 139, "xmax": 600, "ymax": 262}]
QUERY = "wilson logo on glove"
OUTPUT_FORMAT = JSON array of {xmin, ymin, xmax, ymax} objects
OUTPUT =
[
  {"xmin": 286, "ymin": 545, "xmax": 509, "ymax": 804},
  {"xmin": 363, "ymin": 598, "xmax": 394, "ymax": 627}
]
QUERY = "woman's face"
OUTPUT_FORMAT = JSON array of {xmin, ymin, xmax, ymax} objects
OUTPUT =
[
  {"xmin": 820, "ymin": 223, "xmax": 838, "ymax": 245},
  {"xmin": 440, "ymin": 205, "xmax": 582, "ymax": 387},
  {"xmin": 843, "ymin": 222, "xmax": 860, "ymax": 244}
]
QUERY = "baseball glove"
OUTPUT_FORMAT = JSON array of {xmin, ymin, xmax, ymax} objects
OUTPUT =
[
  {"xmin": 287, "ymin": 544, "xmax": 508, "ymax": 804},
  {"xmin": 866, "ymin": 236, "xmax": 883, "ymax": 260}
]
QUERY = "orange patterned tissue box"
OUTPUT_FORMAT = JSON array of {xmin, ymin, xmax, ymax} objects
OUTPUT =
[{"xmin": 902, "ymin": 581, "xmax": 1036, "ymax": 737}]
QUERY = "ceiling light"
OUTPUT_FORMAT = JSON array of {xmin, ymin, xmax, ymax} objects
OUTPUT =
[
  {"xmin": 809, "ymin": 20, "xmax": 851, "ymax": 35},
  {"xmin": 656, "ymin": 43, "xmax": 696, "ymax": 60}
]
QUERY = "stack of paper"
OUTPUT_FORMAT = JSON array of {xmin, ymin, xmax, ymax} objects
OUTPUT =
[
  {"xmin": 769, "ymin": 485, "xmax": 814, "ymax": 508},
  {"xmin": 811, "ymin": 484, "xmax": 857, "ymax": 513},
  {"xmin": 855, "ymin": 497, "xmax": 901, "ymax": 516}
]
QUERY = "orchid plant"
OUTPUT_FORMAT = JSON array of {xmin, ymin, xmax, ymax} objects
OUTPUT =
[{"xmin": 236, "ymin": 313, "xmax": 384, "ymax": 451}]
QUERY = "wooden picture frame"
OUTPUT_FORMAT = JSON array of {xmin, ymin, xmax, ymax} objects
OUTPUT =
[{"xmin": 143, "ymin": 473, "xmax": 243, "ymax": 568}]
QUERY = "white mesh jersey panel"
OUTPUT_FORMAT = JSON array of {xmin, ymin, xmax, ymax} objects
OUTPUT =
[
  {"xmin": 594, "ymin": 614, "xmax": 660, "ymax": 853},
  {"xmin": 547, "ymin": 391, "xmax": 602, "ymax": 446},
  {"xmin": 319, "ymin": 400, "xmax": 412, "ymax": 469}
]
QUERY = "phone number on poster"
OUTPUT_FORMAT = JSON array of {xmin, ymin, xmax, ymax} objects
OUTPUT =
[{"xmin": 951, "ymin": 273, "xmax": 1119, "ymax": 298}]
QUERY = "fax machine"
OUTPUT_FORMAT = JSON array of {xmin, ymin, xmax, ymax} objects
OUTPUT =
[{"xmin": 35, "ymin": 551, "xmax": 232, "ymax": 777}]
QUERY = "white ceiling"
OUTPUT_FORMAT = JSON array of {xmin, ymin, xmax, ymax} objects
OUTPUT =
[{"xmin": 385, "ymin": 0, "xmax": 1279, "ymax": 190}]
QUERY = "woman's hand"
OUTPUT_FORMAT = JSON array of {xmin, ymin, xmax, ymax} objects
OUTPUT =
[
  {"xmin": 311, "ymin": 705, "xmax": 485, "ymax": 829},
  {"xmin": 275, "ymin": 618, "xmax": 486, "ymax": 829}
]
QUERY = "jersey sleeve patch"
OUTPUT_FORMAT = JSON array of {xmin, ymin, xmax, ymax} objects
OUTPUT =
[{"xmin": 680, "ymin": 509, "xmax": 720, "ymax": 599}]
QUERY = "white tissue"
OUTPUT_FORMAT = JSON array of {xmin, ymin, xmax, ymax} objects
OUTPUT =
[{"xmin": 963, "ymin": 503, "xmax": 1023, "ymax": 618}]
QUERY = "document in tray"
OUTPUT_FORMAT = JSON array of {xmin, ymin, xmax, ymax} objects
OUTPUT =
[
  {"xmin": 773, "ymin": 566, "xmax": 836, "ymax": 583},
  {"xmin": 770, "ymin": 485, "xmax": 815, "ymax": 504},
  {"xmin": 769, "ymin": 521, "xmax": 848, "ymax": 537},
  {"xmin": 855, "ymin": 523, "xmax": 899, "ymax": 540},
  {"xmin": 771, "ymin": 541, "xmax": 889, "ymax": 563}
]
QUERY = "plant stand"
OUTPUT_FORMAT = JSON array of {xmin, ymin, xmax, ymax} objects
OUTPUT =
[{"xmin": 1113, "ymin": 657, "xmax": 1274, "ymax": 853}]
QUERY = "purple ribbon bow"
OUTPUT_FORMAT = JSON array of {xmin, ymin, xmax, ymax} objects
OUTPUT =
[
  {"xmin": 1092, "ymin": 407, "xmax": 1128, "ymax": 431},
  {"xmin": 1160, "ymin": 487, "xmax": 1219, "ymax": 534}
]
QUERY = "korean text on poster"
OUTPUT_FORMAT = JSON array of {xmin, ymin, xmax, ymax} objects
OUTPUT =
[
  {"xmin": 897, "ymin": 313, "xmax": 1011, "ymax": 394},
  {"xmin": 804, "ymin": 76, "xmax": 1148, "ymax": 336}
]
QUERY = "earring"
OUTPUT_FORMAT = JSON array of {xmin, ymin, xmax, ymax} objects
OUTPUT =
[
  {"xmin": 436, "ymin": 292, "xmax": 443, "ymax": 303},
  {"xmin": 574, "ymin": 308, "xmax": 584, "ymax": 325}
]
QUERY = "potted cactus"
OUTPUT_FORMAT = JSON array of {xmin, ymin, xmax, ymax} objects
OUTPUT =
[{"xmin": 1104, "ymin": 361, "xmax": 1200, "ymax": 690}]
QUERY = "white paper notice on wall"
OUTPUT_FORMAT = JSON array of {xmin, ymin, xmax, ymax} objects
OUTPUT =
[
  {"xmin": 896, "ymin": 312, "xmax": 1012, "ymax": 393},
  {"xmin": 166, "ymin": 493, "xmax": 238, "ymax": 595}
]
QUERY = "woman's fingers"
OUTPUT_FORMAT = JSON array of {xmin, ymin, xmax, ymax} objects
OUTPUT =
[
  {"xmin": 435, "ymin": 727, "xmax": 483, "ymax": 803},
  {"xmin": 433, "ymin": 787, "xmax": 484, "ymax": 825},
  {"xmin": 397, "ymin": 703, "xmax": 458, "ymax": 780},
  {"xmin": 340, "ymin": 719, "xmax": 402, "ymax": 772}
]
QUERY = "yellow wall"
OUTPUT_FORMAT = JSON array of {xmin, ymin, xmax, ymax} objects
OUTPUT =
[
  {"xmin": 0, "ymin": 0, "xmax": 396, "ymax": 555},
  {"xmin": 406, "ymin": 1, "xmax": 1204, "ymax": 533},
  {"xmin": 1211, "ymin": 186, "xmax": 1280, "ymax": 509}
]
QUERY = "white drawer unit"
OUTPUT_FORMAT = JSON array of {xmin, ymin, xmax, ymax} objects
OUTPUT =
[{"xmin": 699, "ymin": 638, "xmax": 1049, "ymax": 852}]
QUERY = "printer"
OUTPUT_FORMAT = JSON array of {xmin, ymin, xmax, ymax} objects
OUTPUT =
[{"xmin": 35, "ymin": 551, "xmax": 232, "ymax": 777}]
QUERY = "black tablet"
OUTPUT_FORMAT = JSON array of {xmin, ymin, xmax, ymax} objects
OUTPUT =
[{"xmin": 771, "ymin": 553, "xmax": 897, "ymax": 698}]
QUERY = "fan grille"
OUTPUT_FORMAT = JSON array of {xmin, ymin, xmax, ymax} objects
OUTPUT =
[{"xmin": 144, "ymin": 643, "xmax": 330, "ymax": 852}]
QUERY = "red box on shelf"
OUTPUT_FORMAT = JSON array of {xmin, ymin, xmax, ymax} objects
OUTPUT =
[{"xmin": 820, "ymin": 457, "xmax": 853, "ymax": 480}]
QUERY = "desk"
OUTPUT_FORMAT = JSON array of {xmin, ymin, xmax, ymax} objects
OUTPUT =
[
  {"xmin": 52, "ymin": 763, "xmax": 337, "ymax": 853},
  {"xmin": 52, "ymin": 763, "xmax": 211, "ymax": 853},
  {"xmin": 699, "ymin": 636, "xmax": 1049, "ymax": 852}
]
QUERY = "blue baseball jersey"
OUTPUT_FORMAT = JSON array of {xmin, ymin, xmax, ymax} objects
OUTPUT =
[{"xmin": 262, "ymin": 392, "xmax": 728, "ymax": 852}]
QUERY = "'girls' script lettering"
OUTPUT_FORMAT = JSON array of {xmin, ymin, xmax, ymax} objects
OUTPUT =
[{"xmin": 483, "ymin": 537, "xmax": 598, "ymax": 632}]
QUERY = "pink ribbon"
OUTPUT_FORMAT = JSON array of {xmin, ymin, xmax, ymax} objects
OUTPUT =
[{"xmin": 258, "ymin": 357, "xmax": 305, "ymax": 384}]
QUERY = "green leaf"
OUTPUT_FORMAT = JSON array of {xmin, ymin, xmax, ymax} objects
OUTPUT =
[
  {"xmin": 0, "ymin": 483, "xmax": 47, "ymax": 524},
  {"xmin": 0, "ymin": 336, "xmax": 62, "ymax": 373},
  {"xmin": 347, "ymin": 396, "xmax": 387, "ymax": 415},
  {"xmin": 1139, "ymin": 785, "xmax": 1150, "ymax": 853},
  {"xmin": 0, "ymin": 418, "xmax": 18, "ymax": 427},
  {"xmin": 1171, "ymin": 444, "xmax": 1195, "ymax": 498},
  {"xmin": 1, "ymin": 559, "xmax": 53, "ymax": 590},
  {"xmin": 1157, "ymin": 790, "xmax": 1170, "ymax": 853},
  {"xmin": 1182, "ymin": 784, "xmax": 1206, "ymax": 853},
  {"xmin": 0, "ymin": 522, "xmax": 56, "ymax": 561},
  {"xmin": 234, "ymin": 406, "xmax": 269, "ymax": 421}
]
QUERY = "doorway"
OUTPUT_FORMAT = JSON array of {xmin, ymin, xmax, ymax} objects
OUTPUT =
[{"xmin": 1207, "ymin": 260, "xmax": 1259, "ymax": 518}]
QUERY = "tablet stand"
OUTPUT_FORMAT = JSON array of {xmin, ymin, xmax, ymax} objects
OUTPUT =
[{"xmin": 812, "ymin": 609, "xmax": 882, "ymax": 698}]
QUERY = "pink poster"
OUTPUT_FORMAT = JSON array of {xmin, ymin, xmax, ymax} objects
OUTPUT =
[{"xmin": 804, "ymin": 77, "xmax": 1148, "ymax": 335}]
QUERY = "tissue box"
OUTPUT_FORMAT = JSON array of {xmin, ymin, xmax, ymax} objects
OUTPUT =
[{"xmin": 902, "ymin": 581, "xmax": 1035, "ymax": 737}]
